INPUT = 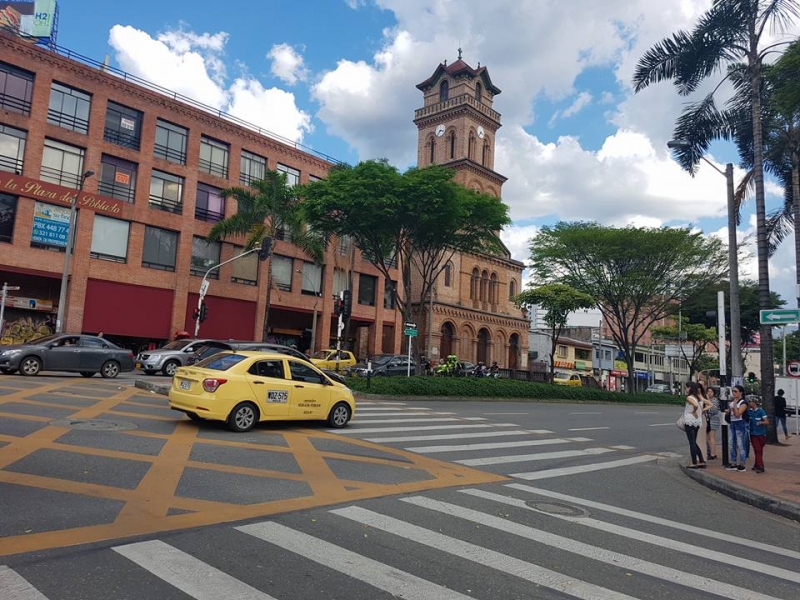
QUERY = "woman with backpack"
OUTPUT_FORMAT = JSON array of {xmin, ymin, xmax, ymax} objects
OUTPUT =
[
  {"xmin": 725, "ymin": 385, "xmax": 749, "ymax": 472},
  {"xmin": 683, "ymin": 382, "xmax": 707, "ymax": 469}
]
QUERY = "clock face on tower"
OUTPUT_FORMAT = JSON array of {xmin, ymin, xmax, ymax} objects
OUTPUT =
[
  {"xmin": 477, "ymin": 126, "xmax": 485, "ymax": 139},
  {"xmin": 435, "ymin": 124, "xmax": 446, "ymax": 137}
]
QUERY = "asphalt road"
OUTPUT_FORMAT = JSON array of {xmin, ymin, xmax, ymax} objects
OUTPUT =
[{"xmin": 1, "ymin": 380, "xmax": 799, "ymax": 599}]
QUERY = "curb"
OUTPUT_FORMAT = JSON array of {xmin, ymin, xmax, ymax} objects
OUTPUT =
[
  {"xmin": 681, "ymin": 464, "xmax": 800, "ymax": 523},
  {"xmin": 134, "ymin": 379, "xmax": 170, "ymax": 396}
]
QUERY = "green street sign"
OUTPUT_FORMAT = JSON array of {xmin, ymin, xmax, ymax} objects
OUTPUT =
[
  {"xmin": 760, "ymin": 309, "xmax": 800, "ymax": 325},
  {"xmin": 404, "ymin": 328, "xmax": 418, "ymax": 337}
]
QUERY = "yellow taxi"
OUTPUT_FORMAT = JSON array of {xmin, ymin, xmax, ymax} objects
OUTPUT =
[
  {"xmin": 169, "ymin": 351, "xmax": 355, "ymax": 432},
  {"xmin": 553, "ymin": 371, "xmax": 583, "ymax": 386},
  {"xmin": 310, "ymin": 349, "xmax": 357, "ymax": 371}
]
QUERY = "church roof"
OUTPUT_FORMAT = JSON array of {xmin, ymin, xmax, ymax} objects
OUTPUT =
[{"xmin": 416, "ymin": 58, "xmax": 502, "ymax": 95}]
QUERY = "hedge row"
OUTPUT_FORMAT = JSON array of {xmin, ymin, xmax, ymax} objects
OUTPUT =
[{"xmin": 346, "ymin": 376, "xmax": 683, "ymax": 405}]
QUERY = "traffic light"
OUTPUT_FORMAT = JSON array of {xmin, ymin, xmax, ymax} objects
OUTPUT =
[
  {"xmin": 333, "ymin": 297, "xmax": 343, "ymax": 316},
  {"xmin": 342, "ymin": 290, "xmax": 352, "ymax": 319},
  {"xmin": 192, "ymin": 307, "xmax": 200, "ymax": 320},
  {"xmin": 199, "ymin": 302, "xmax": 208, "ymax": 323},
  {"xmin": 258, "ymin": 237, "xmax": 272, "ymax": 261},
  {"xmin": 747, "ymin": 372, "xmax": 757, "ymax": 384}
]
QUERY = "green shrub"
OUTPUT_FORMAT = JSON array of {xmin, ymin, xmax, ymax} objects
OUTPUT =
[{"xmin": 347, "ymin": 376, "xmax": 682, "ymax": 405}]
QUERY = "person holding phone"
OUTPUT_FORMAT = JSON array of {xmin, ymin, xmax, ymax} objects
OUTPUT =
[{"xmin": 747, "ymin": 396, "xmax": 770, "ymax": 473}]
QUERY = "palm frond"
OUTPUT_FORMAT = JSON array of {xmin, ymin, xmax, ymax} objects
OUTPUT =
[{"xmin": 632, "ymin": 31, "xmax": 692, "ymax": 92}]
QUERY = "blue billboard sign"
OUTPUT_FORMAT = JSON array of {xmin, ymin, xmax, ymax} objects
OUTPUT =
[{"xmin": 31, "ymin": 201, "xmax": 69, "ymax": 247}]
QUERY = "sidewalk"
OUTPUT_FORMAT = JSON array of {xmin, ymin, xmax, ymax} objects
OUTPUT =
[{"xmin": 681, "ymin": 434, "xmax": 800, "ymax": 522}]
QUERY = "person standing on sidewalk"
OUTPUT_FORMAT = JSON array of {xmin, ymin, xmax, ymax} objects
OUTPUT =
[
  {"xmin": 683, "ymin": 382, "xmax": 707, "ymax": 469},
  {"xmin": 774, "ymin": 389, "xmax": 789, "ymax": 441},
  {"xmin": 705, "ymin": 386, "xmax": 721, "ymax": 460},
  {"xmin": 747, "ymin": 396, "xmax": 769, "ymax": 473},
  {"xmin": 725, "ymin": 385, "xmax": 749, "ymax": 472}
]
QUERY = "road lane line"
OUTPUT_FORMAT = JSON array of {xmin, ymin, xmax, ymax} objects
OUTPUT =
[
  {"xmin": 364, "ymin": 430, "xmax": 551, "ymax": 443},
  {"xmin": 567, "ymin": 427, "xmax": 609, "ymax": 431},
  {"xmin": 0, "ymin": 567, "xmax": 48, "ymax": 600},
  {"xmin": 456, "ymin": 447, "xmax": 614, "ymax": 466},
  {"xmin": 237, "ymin": 522, "xmax": 475, "ymax": 600},
  {"xmin": 462, "ymin": 489, "xmax": 800, "ymax": 584},
  {"xmin": 407, "ymin": 437, "xmax": 592, "ymax": 454},
  {"xmin": 330, "ymin": 423, "xmax": 519, "ymax": 434},
  {"xmin": 505, "ymin": 484, "xmax": 800, "ymax": 560},
  {"xmin": 331, "ymin": 506, "xmax": 638, "ymax": 600},
  {"xmin": 113, "ymin": 540, "xmax": 276, "ymax": 600},
  {"xmin": 352, "ymin": 417, "xmax": 462, "ymax": 424},
  {"xmin": 355, "ymin": 407, "xmax": 431, "ymax": 411},
  {"xmin": 351, "ymin": 412, "xmax": 454, "ymax": 417},
  {"xmin": 649, "ymin": 423, "xmax": 676, "ymax": 427},
  {"xmin": 510, "ymin": 455, "xmax": 656, "ymax": 480},
  {"xmin": 400, "ymin": 497, "xmax": 783, "ymax": 600}
]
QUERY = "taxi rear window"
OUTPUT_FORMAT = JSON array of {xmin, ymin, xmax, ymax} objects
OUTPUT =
[{"xmin": 195, "ymin": 352, "xmax": 246, "ymax": 371}]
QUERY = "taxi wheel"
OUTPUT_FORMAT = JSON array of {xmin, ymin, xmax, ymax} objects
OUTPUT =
[
  {"xmin": 327, "ymin": 402, "xmax": 352, "ymax": 428},
  {"xmin": 228, "ymin": 402, "xmax": 259, "ymax": 432},
  {"xmin": 100, "ymin": 361, "xmax": 120, "ymax": 378},
  {"xmin": 20, "ymin": 356, "xmax": 42, "ymax": 376}
]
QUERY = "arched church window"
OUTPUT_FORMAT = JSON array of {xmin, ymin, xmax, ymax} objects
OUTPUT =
[
  {"xmin": 482, "ymin": 142, "xmax": 490, "ymax": 166},
  {"xmin": 439, "ymin": 80, "xmax": 449, "ymax": 102},
  {"xmin": 429, "ymin": 138, "xmax": 435, "ymax": 164},
  {"xmin": 475, "ymin": 82, "xmax": 482, "ymax": 102},
  {"xmin": 470, "ymin": 268, "xmax": 480, "ymax": 299},
  {"xmin": 449, "ymin": 131, "xmax": 455, "ymax": 159}
]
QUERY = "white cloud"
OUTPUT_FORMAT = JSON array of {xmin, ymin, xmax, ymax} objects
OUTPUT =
[
  {"xmin": 267, "ymin": 43, "xmax": 309, "ymax": 85},
  {"xmin": 561, "ymin": 91, "xmax": 593, "ymax": 118}
]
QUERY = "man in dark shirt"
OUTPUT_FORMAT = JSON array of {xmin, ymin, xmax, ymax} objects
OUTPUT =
[{"xmin": 774, "ymin": 389, "xmax": 789, "ymax": 441}]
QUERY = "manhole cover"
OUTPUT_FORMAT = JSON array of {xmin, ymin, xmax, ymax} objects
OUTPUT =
[
  {"xmin": 526, "ymin": 501, "xmax": 589, "ymax": 518},
  {"xmin": 50, "ymin": 418, "xmax": 138, "ymax": 431}
]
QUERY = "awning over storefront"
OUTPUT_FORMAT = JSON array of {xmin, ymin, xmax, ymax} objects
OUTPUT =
[{"xmin": 83, "ymin": 279, "xmax": 173, "ymax": 338}]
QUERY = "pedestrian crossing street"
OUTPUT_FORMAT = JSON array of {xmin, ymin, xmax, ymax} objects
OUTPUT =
[
  {"xmin": 328, "ymin": 401, "xmax": 676, "ymax": 479},
  {"xmin": 3, "ymin": 482, "xmax": 798, "ymax": 599}
]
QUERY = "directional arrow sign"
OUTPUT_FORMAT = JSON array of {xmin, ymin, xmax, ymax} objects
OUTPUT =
[{"xmin": 760, "ymin": 309, "xmax": 800, "ymax": 325}]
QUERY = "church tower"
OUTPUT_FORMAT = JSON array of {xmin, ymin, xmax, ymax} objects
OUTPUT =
[{"xmin": 412, "ymin": 52, "xmax": 528, "ymax": 370}]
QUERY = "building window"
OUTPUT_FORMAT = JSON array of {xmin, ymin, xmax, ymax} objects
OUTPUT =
[
  {"xmin": 190, "ymin": 236, "xmax": 221, "ymax": 278},
  {"xmin": 142, "ymin": 226, "xmax": 178, "ymax": 271},
  {"xmin": 104, "ymin": 101, "xmax": 142, "ymax": 150},
  {"xmin": 0, "ymin": 193, "xmax": 17, "ymax": 243},
  {"xmin": 195, "ymin": 183, "xmax": 225, "ymax": 222},
  {"xmin": 384, "ymin": 279, "xmax": 396, "ymax": 309},
  {"xmin": 482, "ymin": 142, "xmax": 490, "ymax": 166},
  {"xmin": 557, "ymin": 345, "xmax": 567, "ymax": 358},
  {"xmin": 240, "ymin": 150, "xmax": 266, "ymax": 186},
  {"xmin": 99, "ymin": 155, "xmax": 137, "ymax": 203},
  {"xmin": 0, "ymin": 124, "xmax": 25, "ymax": 174},
  {"xmin": 199, "ymin": 136, "xmax": 229, "ymax": 178},
  {"xmin": 149, "ymin": 170, "xmax": 184, "ymax": 214},
  {"xmin": 337, "ymin": 235, "xmax": 352, "ymax": 257},
  {"xmin": 475, "ymin": 82, "xmax": 482, "ymax": 102},
  {"xmin": 40, "ymin": 139, "xmax": 85, "ymax": 187},
  {"xmin": 333, "ymin": 267, "xmax": 348, "ymax": 295},
  {"xmin": 449, "ymin": 131, "xmax": 455, "ymax": 159},
  {"xmin": 30, "ymin": 201, "xmax": 71, "ymax": 250},
  {"xmin": 509, "ymin": 279, "xmax": 517, "ymax": 300},
  {"xmin": 277, "ymin": 163, "xmax": 300, "ymax": 187},
  {"xmin": 154, "ymin": 119, "xmax": 188, "ymax": 165},
  {"xmin": 439, "ymin": 80, "xmax": 449, "ymax": 102},
  {"xmin": 231, "ymin": 245, "xmax": 258, "ymax": 285},
  {"xmin": 47, "ymin": 82, "xmax": 91, "ymax": 134},
  {"xmin": 271, "ymin": 255, "xmax": 293, "ymax": 291},
  {"xmin": 0, "ymin": 62, "xmax": 34, "ymax": 115},
  {"xmin": 470, "ymin": 267, "xmax": 479, "ymax": 299},
  {"xmin": 490, "ymin": 273, "xmax": 498, "ymax": 304},
  {"xmin": 429, "ymin": 138, "xmax": 435, "ymax": 164},
  {"xmin": 468, "ymin": 133, "xmax": 476, "ymax": 160},
  {"xmin": 358, "ymin": 273, "xmax": 377, "ymax": 306},
  {"xmin": 444, "ymin": 262, "xmax": 452, "ymax": 287},
  {"xmin": 300, "ymin": 262, "xmax": 322, "ymax": 296},
  {"xmin": 480, "ymin": 270, "xmax": 489, "ymax": 302},
  {"xmin": 90, "ymin": 215, "xmax": 129, "ymax": 263}
]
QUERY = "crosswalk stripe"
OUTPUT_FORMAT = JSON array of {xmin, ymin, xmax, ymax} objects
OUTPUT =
[
  {"xmin": 364, "ymin": 430, "xmax": 550, "ymax": 443},
  {"xmin": 355, "ymin": 406, "xmax": 430, "ymax": 411},
  {"xmin": 353, "ymin": 417, "xmax": 462, "ymax": 424},
  {"xmin": 352, "ymin": 412, "xmax": 447, "ymax": 417},
  {"xmin": 113, "ymin": 540, "xmax": 276, "ymax": 600},
  {"xmin": 407, "ymin": 437, "xmax": 592, "ymax": 454},
  {"xmin": 505, "ymin": 484, "xmax": 800, "ymax": 560},
  {"xmin": 356, "ymin": 401, "xmax": 407, "ymax": 405},
  {"xmin": 568, "ymin": 427, "xmax": 609, "ymax": 431},
  {"xmin": 461, "ymin": 489, "xmax": 800, "ymax": 584},
  {"xmin": 456, "ymin": 447, "xmax": 614, "ymax": 466},
  {"xmin": 331, "ymin": 423, "xmax": 519, "ymax": 434},
  {"xmin": 400, "ymin": 497, "xmax": 783, "ymax": 600},
  {"xmin": 510, "ymin": 455, "xmax": 656, "ymax": 479},
  {"xmin": 236, "ymin": 522, "xmax": 475, "ymax": 600},
  {"xmin": 0, "ymin": 567, "xmax": 48, "ymax": 600},
  {"xmin": 331, "ymin": 506, "xmax": 639, "ymax": 600}
]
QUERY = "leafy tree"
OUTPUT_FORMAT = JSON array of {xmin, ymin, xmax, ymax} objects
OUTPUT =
[
  {"xmin": 528, "ymin": 222, "xmax": 728, "ymax": 392},
  {"xmin": 300, "ymin": 160, "xmax": 510, "ymax": 353},
  {"xmin": 207, "ymin": 170, "xmax": 325, "ymax": 341},
  {"xmin": 632, "ymin": 0, "xmax": 800, "ymax": 434},
  {"xmin": 514, "ymin": 284, "xmax": 594, "ymax": 381},
  {"xmin": 651, "ymin": 317, "xmax": 718, "ymax": 382},
  {"xmin": 775, "ymin": 328, "xmax": 800, "ymax": 365}
]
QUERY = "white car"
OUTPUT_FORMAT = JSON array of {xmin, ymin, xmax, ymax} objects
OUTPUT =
[{"xmin": 135, "ymin": 339, "xmax": 216, "ymax": 376}]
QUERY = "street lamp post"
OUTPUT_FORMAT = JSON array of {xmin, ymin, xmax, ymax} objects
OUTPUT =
[
  {"xmin": 667, "ymin": 141, "xmax": 743, "ymax": 382},
  {"xmin": 55, "ymin": 170, "xmax": 94, "ymax": 333},
  {"xmin": 296, "ymin": 269, "xmax": 319, "ymax": 353}
]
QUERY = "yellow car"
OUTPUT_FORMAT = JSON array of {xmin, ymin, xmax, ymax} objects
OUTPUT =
[
  {"xmin": 310, "ymin": 349, "xmax": 357, "ymax": 371},
  {"xmin": 169, "ymin": 351, "xmax": 355, "ymax": 432},
  {"xmin": 553, "ymin": 371, "xmax": 582, "ymax": 387}
]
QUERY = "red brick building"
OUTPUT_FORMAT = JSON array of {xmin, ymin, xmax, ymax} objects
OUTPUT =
[{"xmin": 0, "ymin": 30, "xmax": 403, "ymax": 355}]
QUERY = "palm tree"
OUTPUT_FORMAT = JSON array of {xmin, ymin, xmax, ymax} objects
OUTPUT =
[
  {"xmin": 207, "ymin": 169, "xmax": 325, "ymax": 341},
  {"xmin": 633, "ymin": 0, "xmax": 800, "ymax": 438}
]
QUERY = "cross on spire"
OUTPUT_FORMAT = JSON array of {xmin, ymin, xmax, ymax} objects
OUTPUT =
[{"xmin": 457, "ymin": 47, "xmax": 462, "ymax": 60}]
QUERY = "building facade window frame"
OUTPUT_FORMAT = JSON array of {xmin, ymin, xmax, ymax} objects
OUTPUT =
[
  {"xmin": 475, "ymin": 82, "xmax": 482, "ymax": 102},
  {"xmin": 358, "ymin": 273, "xmax": 377, "ymax": 306},
  {"xmin": 40, "ymin": 138, "xmax": 85, "ymax": 187},
  {"xmin": 0, "ymin": 62, "xmax": 34, "ymax": 115},
  {"xmin": 443, "ymin": 262, "xmax": 452, "ymax": 287},
  {"xmin": 142, "ymin": 225, "xmax": 179, "ymax": 272},
  {"xmin": 383, "ymin": 279, "xmax": 396, "ymax": 309},
  {"xmin": 190, "ymin": 236, "xmax": 221, "ymax": 279},
  {"xmin": 0, "ymin": 192, "xmax": 18, "ymax": 244},
  {"xmin": 276, "ymin": 163, "xmax": 300, "ymax": 187},
  {"xmin": 300, "ymin": 262, "xmax": 323, "ymax": 296},
  {"xmin": 0, "ymin": 123, "xmax": 26, "ymax": 174},
  {"xmin": 90, "ymin": 214, "xmax": 129, "ymax": 263},
  {"xmin": 149, "ymin": 169, "xmax": 184, "ymax": 214},
  {"xmin": 439, "ymin": 80, "xmax": 449, "ymax": 102},
  {"xmin": 47, "ymin": 81, "xmax": 91, "ymax": 134},
  {"xmin": 154, "ymin": 118, "xmax": 188, "ymax": 165},
  {"xmin": 104, "ymin": 101, "xmax": 142, "ymax": 150},
  {"xmin": 271, "ymin": 255, "xmax": 293, "ymax": 291},
  {"xmin": 195, "ymin": 182, "xmax": 225, "ymax": 222},
  {"xmin": 99, "ymin": 154, "xmax": 137, "ymax": 203},
  {"xmin": 240, "ymin": 149, "xmax": 266, "ymax": 186},
  {"xmin": 199, "ymin": 135, "xmax": 229, "ymax": 178},
  {"xmin": 230, "ymin": 244, "xmax": 259, "ymax": 285}
]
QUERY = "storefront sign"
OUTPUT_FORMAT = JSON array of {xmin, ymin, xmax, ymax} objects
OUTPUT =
[
  {"xmin": 0, "ymin": 173, "xmax": 123, "ymax": 215},
  {"xmin": 553, "ymin": 360, "xmax": 575, "ymax": 369},
  {"xmin": 2, "ymin": 295, "xmax": 53, "ymax": 311},
  {"xmin": 31, "ymin": 201, "xmax": 69, "ymax": 246}
]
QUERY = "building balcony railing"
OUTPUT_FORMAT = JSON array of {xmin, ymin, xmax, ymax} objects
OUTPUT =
[
  {"xmin": 153, "ymin": 143, "xmax": 186, "ymax": 165},
  {"xmin": 47, "ymin": 109, "xmax": 89, "ymax": 134},
  {"xmin": 414, "ymin": 93, "xmax": 500, "ymax": 122},
  {"xmin": 194, "ymin": 206, "xmax": 225, "ymax": 222},
  {"xmin": 103, "ymin": 127, "xmax": 141, "ymax": 151},
  {"xmin": 0, "ymin": 92, "xmax": 31, "ymax": 115},
  {"xmin": 98, "ymin": 181, "xmax": 135, "ymax": 203},
  {"xmin": 40, "ymin": 165, "xmax": 81, "ymax": 187},
  {"xmin": 148, "ymin": 196, "xmax": 182, "ymax": 215},
  {"xmin": 0, "ymin": 155, "xmax": 23, "ymax": 174},
  {"xmin": 198, "ymin": 158, "xmax": 228, "ymax": 179}
]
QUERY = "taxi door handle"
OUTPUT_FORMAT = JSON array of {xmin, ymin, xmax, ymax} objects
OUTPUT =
[
  {"xmin": 294, "ymin": 384, "xmax": 304, "ymax": 388},
  {"xmin": 253, "ymin": 381, "xmax": 265, "ymax": 385}
]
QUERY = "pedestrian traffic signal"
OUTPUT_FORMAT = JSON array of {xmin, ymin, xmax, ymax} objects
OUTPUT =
[
  {"xmin": 333, "ymin": 297, "xmax": 343, "ymax": 316},
  {"xmin": 747, "ymin": 372, "xmax": 757, "ymax": 384},
  {"xmin": 342, "ymin": 290, "xmax": 352, "ymax": 319},
  {"xmin": 199, "ymin": 303, "xmax": 208, "ymax": 323},
  {"xmin": 258, "ymin": 237, "xmax": 272, "ymax": 261},
  {"xmin": 192, "ymin": 307, "xmax": 200, "ymax": 320}
]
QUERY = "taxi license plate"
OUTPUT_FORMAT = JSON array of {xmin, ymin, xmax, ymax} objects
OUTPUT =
[
  {"xmin": 136, "ymin": 363, "xmax": 141, "ymax": 369},
  {"xmin": 180, "ymin": 380, "xmax": 190, "ymax": 390}
]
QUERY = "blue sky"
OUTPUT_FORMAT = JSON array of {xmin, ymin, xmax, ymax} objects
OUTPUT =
[{"xmin": 46, "ymin": 0, "xmax": 800, "ymax": 323}]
